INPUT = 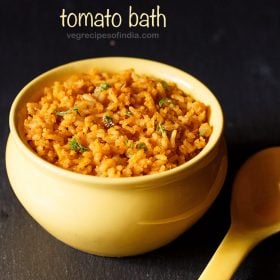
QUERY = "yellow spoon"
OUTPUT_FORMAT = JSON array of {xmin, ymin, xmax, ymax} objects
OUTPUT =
[{"xmin": 198, "ymin": 147, "xmax": 280, "ymax": 280}]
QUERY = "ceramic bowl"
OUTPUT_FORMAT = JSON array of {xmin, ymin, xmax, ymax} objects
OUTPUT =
[{"xmin": 6, "ymin": 57, "xmax": 227, "ymax": 256}]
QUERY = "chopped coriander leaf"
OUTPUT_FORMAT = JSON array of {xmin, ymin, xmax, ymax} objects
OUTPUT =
[
  {"xmin": 72, "ymin": 104, "xmax": 80, "ymax": 115},
  {"xmin": 199, "ymin": 124, "xmax": 211, "ymax": 137},
  {"xmin": 125, "ymin": 110, "xmax": 132, "ymax": 117},
  {"xmin": 94, "ymin": 82, "xmax": 110, "ymax": 93},
  {"xmin": 158, "ymin": 97, "xmax": 173, "ymax": 107},
  {"xmin": 136, "ymin": 142, "xmax": 148, "ymax": 151},
  {"xmin": 100, "ymin": 82, "xmax": 110, "ymax": 90},
  {"xmin": 160, "ymin": 81, "xmax": 169, "ymax": 90},
  {"xmin": 56, "ymin": 105, "xmax": 80, "ymax": 116},
  {"xmin": 68, "ymin": 137, "xmax": 88, "ymax": 153},
  {"xmin": 102, "ymin": 115, "xmax": 114, "ymax": 128},
  {"xmin": 156, "ymin": 123, "xmax": 166, "ymax": 135},
  {"xmin": 199, "ymin": 130, "xmax": 205, "ymax": 137}
]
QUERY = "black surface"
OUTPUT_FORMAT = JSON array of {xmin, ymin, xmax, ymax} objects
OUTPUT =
[{"xmin": 1, "ymin": 0, "xmax": 280, "ymax": 279}]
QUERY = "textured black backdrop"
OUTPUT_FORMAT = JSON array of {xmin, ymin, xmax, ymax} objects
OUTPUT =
[{"xmin": 0, "ymin": 0, "xmax": 280, "ymax": 279}]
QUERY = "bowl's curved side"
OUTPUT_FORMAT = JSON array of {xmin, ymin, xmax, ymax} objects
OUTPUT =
[
  {"xmin": 6, "ymin": 134, "xmax": 227, "ymax": 256},
  {"xmin": 9, "ymin": 57, "xmax": 224, "ymax": 188},
  {"xmin": 7, "ymin": 57, "xmax": 227, "ymax": 256}
]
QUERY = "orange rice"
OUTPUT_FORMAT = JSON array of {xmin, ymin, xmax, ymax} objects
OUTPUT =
[{"xmin": 23, "ymin": 69, "xmax": 212, "ymax": 177}]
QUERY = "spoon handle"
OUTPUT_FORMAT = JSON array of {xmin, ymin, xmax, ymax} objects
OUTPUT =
[{"xmin": 198, "ymin": 226, "xmax": 261, "ymax": 280}]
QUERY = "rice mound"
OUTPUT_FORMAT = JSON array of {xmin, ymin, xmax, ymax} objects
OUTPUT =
[{"xmin": 23, "ymin": 69, "xmax": 212, "ymax": 177}]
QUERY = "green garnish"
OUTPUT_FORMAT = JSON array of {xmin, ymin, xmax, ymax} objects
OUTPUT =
[
  {"xmin": 68, "ymin": 137, "xmax": 88, "ymax": 153},
  {"xmin": 102, "ymin": 115, "xmax": 114, "ymax": 128},
  {"xmin": 161, "ymin": 81, "xmax": 169, "ymax": 90},
  {"xmin": 199, "ymin": 130, "xmax": 205, "ymax": 137},
  {"xmin": 136, "ymin": 142, "xmax": 148, "ymax": 151},
  {"xmin": 56, "ymin": 104, "xmax": 80, "ymax": 116},
  {"xmin": 72, "ymin": 104, "xmax": 80, "ymax": 114},
  {"xmin": 94, "ymin": 82, "xmax": 110, "ymax": 93},
  {"xmin": 100, "ymin": 82, "xmax": 110, "ymax": 90},
  {"xmin": 199, "ymin": 125, "xmax": 209, "ymax": 137},
  {"xmin": 158, "ymin": 97, "xmax": 173, "ymax": 107},
  {"xmin": 125, "ymin": 110, "xmax": 132, "ymax": 117},
  {"xmin": 156, "ymin": 123, "xmax": 166, "ymax": 135}
]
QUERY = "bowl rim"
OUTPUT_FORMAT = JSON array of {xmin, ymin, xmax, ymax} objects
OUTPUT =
[{"xmin": 9, "ymin": 56, "xmax": 224, "ymax": 186}]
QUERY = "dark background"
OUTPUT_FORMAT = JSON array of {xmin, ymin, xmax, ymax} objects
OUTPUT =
[{"xmin": 1, "ymin": 0, "xmax": 280, "ymax": 279}]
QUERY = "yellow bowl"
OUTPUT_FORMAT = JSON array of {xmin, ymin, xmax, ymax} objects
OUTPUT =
[{"xmin": 6, "ymin": 57, "xmax": 227, "ymax": 257}]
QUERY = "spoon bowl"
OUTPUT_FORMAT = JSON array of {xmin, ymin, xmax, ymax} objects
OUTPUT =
[
  {"xmin": 232, "ymin": 147, "xmax": 280, "ymax": 229},
  {"xmin": 199, "ymin": 147, "xmax": 280, "ymax": 280}
]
